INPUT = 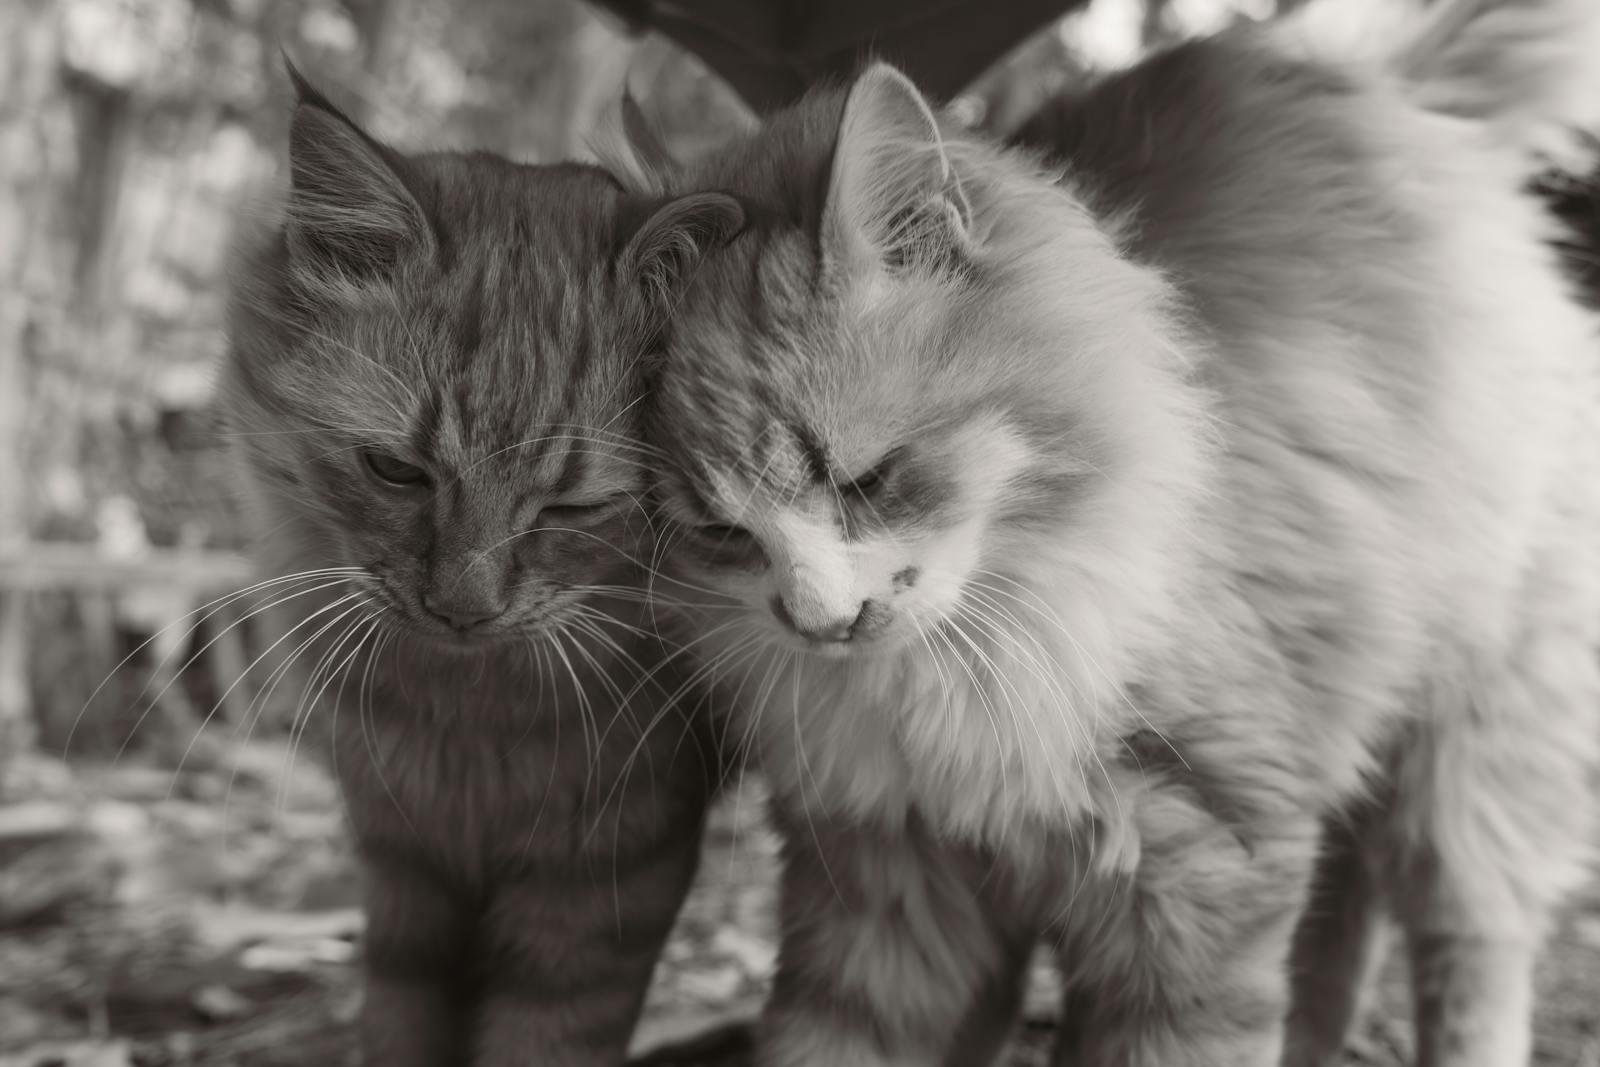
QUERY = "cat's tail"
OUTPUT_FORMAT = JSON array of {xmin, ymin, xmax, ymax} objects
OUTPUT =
[{"xmin": 1289, "ymin": 0, "xmax": 1600, "ymax": 169}]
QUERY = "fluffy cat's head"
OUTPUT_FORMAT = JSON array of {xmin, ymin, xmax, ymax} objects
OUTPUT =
[
  {"xmin": 225, "ymin": 74, "xmax": 743, "ymax": 647},
  {"xmin": 645, "ymin": 65, "xmax": 1208, "ymax": 675}
]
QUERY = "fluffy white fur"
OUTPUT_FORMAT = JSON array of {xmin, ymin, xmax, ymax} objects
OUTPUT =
[{"xmin": 645, "ymin": 0, "xmax": 1600, "ymax": 1063}]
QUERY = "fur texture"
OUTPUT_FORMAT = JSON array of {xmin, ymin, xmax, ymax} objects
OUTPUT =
[
  {"xmin": 223, "ymin": 78, "xmax": 741, "ymax": 1066},
  {"xmin": 638, "ymin": 1, "xmax": 1600, "ymax": 1064}
]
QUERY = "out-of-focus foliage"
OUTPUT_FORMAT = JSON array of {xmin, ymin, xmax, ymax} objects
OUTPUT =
[
  {"xmin": 0, "ymin": 0, "xmax": 1277, "ymax": 597},
  {"xmin": 9, "ymin": 0, "xmax": 750, "ymax": 553},
  {"xmin": 0, "ymin": 0, "xmax": 753, "ymax": 753}
]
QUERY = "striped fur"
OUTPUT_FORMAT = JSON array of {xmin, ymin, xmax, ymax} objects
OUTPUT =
[
  {"xmin": 641, "ymin": 2, "xmax": 1600, "ymax": 1064},
  {"xmin": 223, "ymin": 83, "xmax": 735, "ymax": 1066}
]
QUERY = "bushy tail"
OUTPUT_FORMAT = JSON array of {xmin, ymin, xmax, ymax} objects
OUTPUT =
[
  {"xmin": 1398, "ymin": 0, "xmax": 1600, "ymax": 162},
  {"xmin": 1289, "ymin": 0, "xmax": 1600, "ymax": 169}
]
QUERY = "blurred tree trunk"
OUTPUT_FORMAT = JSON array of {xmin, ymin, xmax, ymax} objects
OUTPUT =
[
  {"xmin": 0, "ymin": 0, "xmax": 62, "ymax": 765},
  {"xmin": 351, "ymin": 0, "xmax": 407, "ymax": 125}
]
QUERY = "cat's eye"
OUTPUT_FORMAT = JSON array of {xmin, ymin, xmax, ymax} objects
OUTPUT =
[
  {"xmin": 535, "ymin": 498, "xmax": 621, "ymax": 527},
  {"xmin": 691, "ymin": 521, "xmax": 753, "ymax": 544},
  {"xmin": 362, "ymin": 449, "xmax": 430, "ymax": 488},
  {"xmin": 845, "ymin": 453, "xmax": 896, "ymax": 497}
]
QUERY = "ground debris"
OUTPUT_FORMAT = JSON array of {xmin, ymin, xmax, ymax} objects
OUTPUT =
[{"xmin": 2, "ymin": 747, "xmax": 1596, "ymax": 1066}]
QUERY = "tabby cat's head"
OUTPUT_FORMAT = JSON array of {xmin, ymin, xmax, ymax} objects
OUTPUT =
[
  {"xmin": 646, "ymin": 65, "xmax": 1206, "ymax": 663},
  {"xmin": 226, "ymin": 76, "xmax": 742, "ymax": 646}
]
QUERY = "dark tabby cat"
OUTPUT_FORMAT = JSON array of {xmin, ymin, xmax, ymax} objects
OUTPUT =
[{"xmin": 222, "ymin": 73, "xmax": 744, "ymax": 1066}]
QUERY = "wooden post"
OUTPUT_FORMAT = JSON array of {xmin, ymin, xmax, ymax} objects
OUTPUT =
[{"xmin": 0, "ymin": 0, "xmax": 61, "ymax": 773}]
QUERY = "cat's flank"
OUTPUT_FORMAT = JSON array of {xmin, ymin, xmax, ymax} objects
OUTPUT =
[
  {"xmin": 633, "ymin": 0, "xmax": 1600, "ymax": 1064},
  {"xmin": 222, "ymin": 75, "xmax": 744, "ymax": 1066}
]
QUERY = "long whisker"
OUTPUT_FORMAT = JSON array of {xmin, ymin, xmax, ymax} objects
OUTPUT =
[
  {"xmin": 546, "ymin": 628, "xmax": 599, "ymax": 796},
  {"xmin": 68, "ymin": 568, "xmax": 362, "ymax": 757},
  {"xmin": 161, "ymin": 590, "xmax": 369, "ymax": 793},
  {"xmin": 357, "ymin": 632, "xmax": 421, "ymax": 845},
  {"xmin": 220, "ymin": 593, "xmax": 373, "ymax": 827},
  {"xmin": 782, "ymin": 649, "xmax": 851, "ymax": 909},
  {"xmin": 118, "ymin": 579, "xmax": 360, "ymax": 767},
  {"xmin": 281, "ymin": 610, "xmax": 382, "ymax": 814},
  {"xmin": 973, "ymin": 571, "xmax": 1185, "ymax": 772},
  {"xmin": 584, "ymin": 622, "xmax": 761, "ymax": 839}
]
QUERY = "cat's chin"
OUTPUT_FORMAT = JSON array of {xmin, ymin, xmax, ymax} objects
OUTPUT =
[
  {"xmin": 791, "ymin": 639, "xmax": 859, "ymax": 660},
  {"xmin": 392, "ymin": 627, "xmax": 510, "ymax": 654},
  {"xmin": 786, "ymin": 628, "xmax": 912, "ymax": 660},
  {"xmin": 387, "ymin": 620, "xmax": 548, "ymax": 655}
]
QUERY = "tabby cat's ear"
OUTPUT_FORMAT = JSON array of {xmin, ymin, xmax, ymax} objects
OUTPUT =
[
  {"xmin": 619, "ymin": 192, "xmax": 746, "ymax": 309},
  {"xmin": 283, "ymin": 69, "xmax": 435, "ymax": 285},
  {"xmin": 823, "ymin": 63, "xmax": 972, "ymax": 274}
]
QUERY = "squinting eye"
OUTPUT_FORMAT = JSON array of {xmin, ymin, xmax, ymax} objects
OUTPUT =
[
  {"xmin": 362, "ymin": 449, "xmax": 430, "ymax": 488},
  {"xmin": 846, "ymin": 453, "xmax": 896, "ymax": 496},
  {"xmin": 691, "ymin": 521, "xmax": 753, "ymax": 544},
  {"xmin": 536, "ymin": 499, "xmax": 620, "ymax": 527}
]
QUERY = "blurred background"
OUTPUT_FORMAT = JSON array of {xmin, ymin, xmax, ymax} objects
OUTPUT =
[{"xmin": 0, "ymin": 1, "xmax": 1595, "ymax": 1064}]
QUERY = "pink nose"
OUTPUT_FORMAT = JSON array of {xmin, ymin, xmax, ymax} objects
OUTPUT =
[{"xmin": 771, "ymin": 596, "xmax": 866, "ymax": 642}]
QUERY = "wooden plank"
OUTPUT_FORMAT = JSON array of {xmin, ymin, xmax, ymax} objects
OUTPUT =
[
  {"xmin": 0, "ymin": 545, "xmax": 258, "ymax": 593},
  {"xmin": 0, "ymin": 0, "xmax": 59, "ymax": 768}
]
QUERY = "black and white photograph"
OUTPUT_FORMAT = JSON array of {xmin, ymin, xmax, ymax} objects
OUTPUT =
[{"xmin": 1, "ymin": 0, "xmax": 1598, "ymax": 1064}]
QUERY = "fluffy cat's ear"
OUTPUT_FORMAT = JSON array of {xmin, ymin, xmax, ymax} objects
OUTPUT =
[
  {"xmin": 283, "ymin": 66, "xmax": 435, "ymax": 284},
  {"xmin": 619, "ymin": 192, "xmax": 746, "ymax": 309},
  {"xmin": 823, "ymin": 63, "xmax": 972, "ymax": 274}
]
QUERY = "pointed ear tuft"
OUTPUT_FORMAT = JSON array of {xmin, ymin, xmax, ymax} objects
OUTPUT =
[
  {"xmin": 283, "ymin": 52, "xmax": 330, "ymax": 110},
  {"xmin": 824, "ymin": 63, "xmax": 972, "ymax": 273},
  {"xmin": 592, "ymin": 89, "xmax": 678, "ymax": 195},
  {"xmin": 283, "ymin": 72, "xmax": 434, "ymax": 286},
  {"xmin": 620, "ymin": 192, "xmax": 745, "ymax": 311},
  {"xmin": 623, "ymin": 90, "xmax": 678, "ymax": 187}
]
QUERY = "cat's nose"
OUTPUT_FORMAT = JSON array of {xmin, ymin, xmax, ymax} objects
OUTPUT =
[
  {"xmin": 423, "ymin": 596, "xmax": 504, "ymax": 631},
  {"xmin": 772, "ymin": 596, "xmax": 866, "ymax": 643}
]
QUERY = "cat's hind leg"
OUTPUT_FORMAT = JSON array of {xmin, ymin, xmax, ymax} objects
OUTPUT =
[
  {"xmin": 1281, "ymin": 800, "xmax": 1395, "ymax": 1067},
  {"xmin": 470, "ymin": 802, "xmax": 710, "ymax": 1067},
  {"xmin": 1390, "ymin": 556, "xmax": 1600, "ymax": 1067}
]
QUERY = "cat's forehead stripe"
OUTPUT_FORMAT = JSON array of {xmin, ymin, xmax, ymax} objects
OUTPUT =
[
  {"xmin": 741, "ymin": 229, "xmax": 776, "ymax": 341},
  {"xmin": 450, "ymin": 260, "xmax": 486, "ymax": 358},
  {"xmin": 789, "ymin": 421, "xmax": 832, "ymax": 485},
  {"xmin": 412, "ymin": 385, "xmax": 443, "ymax": 464}
]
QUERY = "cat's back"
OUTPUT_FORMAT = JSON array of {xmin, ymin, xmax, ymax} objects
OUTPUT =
[
  {"xmin": 1019, "ymin": 30, "xmax": 1486, "ymax": 367},
  {"xmin": 1019, "ymin": 23, "xmax": 1600, "ymax": 657}
]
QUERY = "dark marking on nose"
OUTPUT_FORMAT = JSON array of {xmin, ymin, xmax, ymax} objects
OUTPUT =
[
  {"xmin": 852, "ymin": 599, "xmax": 893, "ymax": 637},
  {"xmin": 891, "ymin": 566, "xmax": 921, "ymax": 591},
  {"xmin": 768, "ymin": 594, "xmax": 795, "ymax": 631}
]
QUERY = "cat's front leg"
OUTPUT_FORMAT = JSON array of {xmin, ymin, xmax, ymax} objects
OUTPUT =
[
  {"xmin": 1051, "ymin": 790, "xmax": 1319, "ymax": 1067},
  {"xmin": 359, "ymin": 843, "xmax": 477, "ymax": 1067},
  {"xmin": 468, "ymin": 825, "xmax": 708, "ymax": 1067},
  {"xmin": 759, "ymin": 813, "xmax": 1032, "ymax": 1067}
]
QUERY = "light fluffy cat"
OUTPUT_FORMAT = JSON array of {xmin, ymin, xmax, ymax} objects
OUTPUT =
[{"xmin": 630, "ymin": 0, "xmax": 1600, "ymax": 1063}]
